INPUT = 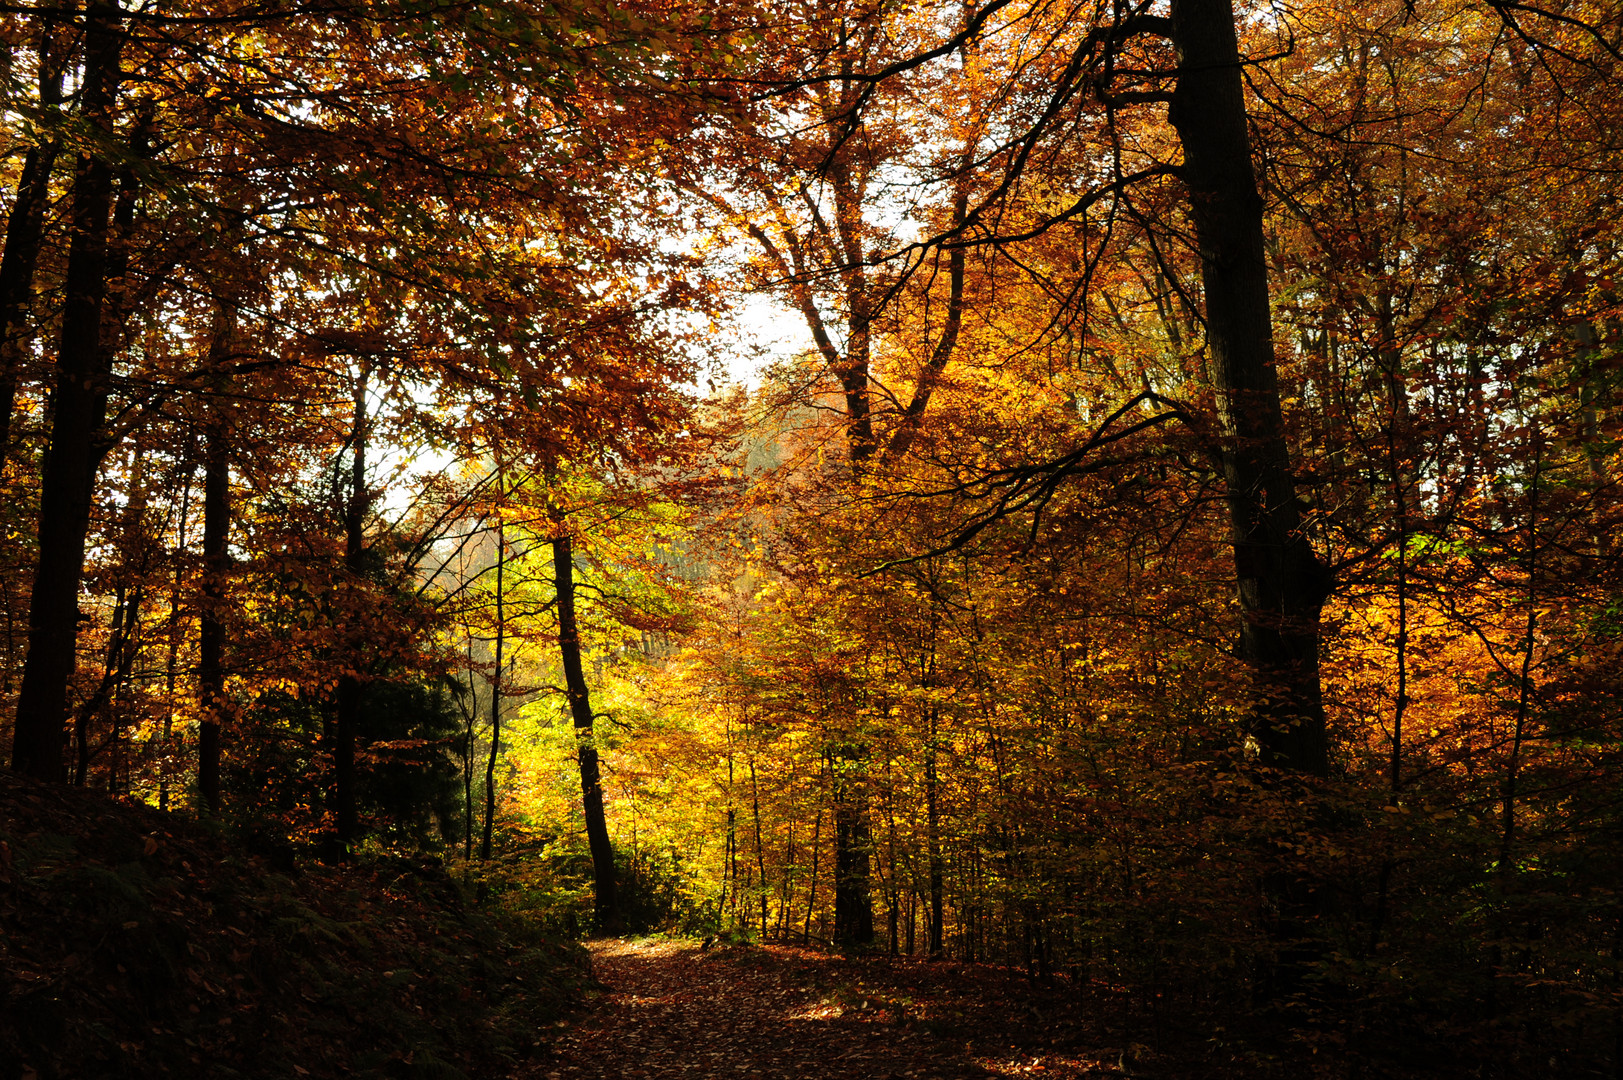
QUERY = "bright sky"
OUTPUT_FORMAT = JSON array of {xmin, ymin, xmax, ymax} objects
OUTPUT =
[{"xmin": 719, "ymin": 293, "xmax": 814, "ymax": 390}]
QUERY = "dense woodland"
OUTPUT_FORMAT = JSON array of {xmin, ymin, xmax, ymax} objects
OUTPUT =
[{"xmin": 2, "ymin": 0, "xmax": 1622, "ymax": 1072}]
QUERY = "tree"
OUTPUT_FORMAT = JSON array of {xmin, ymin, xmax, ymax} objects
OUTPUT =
[
  {"xmin": 552, "ymin": 517, "xmax": 620, "ymax": 932},
  {"xmin": 1165, "ymin": 0, "xmax": 1330, "ymax": 773},
  {"xmin": 4, "ymin": 0, "xmax": 709, "ymax": 791},
  {"xmin": 12, "ymin": 5, "xmax": 130, "ymax": 780}
]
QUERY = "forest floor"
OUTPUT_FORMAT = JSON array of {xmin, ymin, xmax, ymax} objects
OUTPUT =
[{"xmin": 533, "ymin": 939, "xmax": 1181, "ymax": 1080}]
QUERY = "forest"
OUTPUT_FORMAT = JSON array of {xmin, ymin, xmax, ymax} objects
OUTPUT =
[{"xmin": 1, "ymin": 0, "xmax": 1620, "ymax": 1075}]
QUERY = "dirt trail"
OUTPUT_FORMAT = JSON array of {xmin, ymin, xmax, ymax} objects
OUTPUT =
[{"xmin": 532, "ymin": 940, "xmax": 1121, "ymax": 1080}]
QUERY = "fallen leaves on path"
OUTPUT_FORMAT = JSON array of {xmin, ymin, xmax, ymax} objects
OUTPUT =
[{"xmin": 532, "ymin": 941, "xmax": 1142, "ymax": 1080}]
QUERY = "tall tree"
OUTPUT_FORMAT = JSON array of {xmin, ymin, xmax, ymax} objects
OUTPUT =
[
  {"xmin": 553, "ymin": 517, "xmax": 619, "ymax": 932},
  {"xmin": 1165, "ymin": 0, "xmax": 1329, "ymax": 772},
  {"xmin": 196, "ymin": 303, "xmax": 237, "ymax": 811},
  {"xmin": 333, "ymin": 361, "xmax": 370, "ymax": 851},
  {"xmin": 12, "ymin": 6, "xmax": 127, "ymax": 779},
  {"xmin": 480, "ymin": 510, "xmax": 506, "ymax": 862}
]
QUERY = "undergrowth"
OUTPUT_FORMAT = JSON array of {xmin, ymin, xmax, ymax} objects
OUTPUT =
[{"xmin": 0, "ymin": 773, "xmax": 594, "ymax": 1080}]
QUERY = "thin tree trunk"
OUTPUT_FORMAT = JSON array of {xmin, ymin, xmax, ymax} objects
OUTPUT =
[
  {"xmin": 481, "ymin": 516, "xmax": 505, "ymax": 861},
  {"xmin": 804, "ymin": 805, "xmax": 822, "ymax": 944},
  {"xmin": 906, "ymin": 886, "xmax": 916, "ymax": 956},
  {"xmin": 780, "ymin": 811, "xmax": 795, "ymax": 943},
  {"xmin": 555, "ymin": 530, "xmax": 618, "ymax": 931},
  {"xmin": 107, "ymin": 581, "xmax": 141, "ymax": 795},
  {"xmin": 197, "ymin": 306, "xmax": 236, "ymax": 812},
  {"xmin": 886, "ymin": 799, "xmax": 900, "ymax": 956},
  {"xmin": 720, "ymin": 805, "xmax": 733, "ymax": 918},
  {"xmin": 74, "ymin": 481, "xmax": 146, "ymax": 788},
  {"xmin": 462, "ymin": 627, "xmax": 477, "ymax": 859},
  {"xmin": 76, "ymin": 580, "xmax": 126, "ymax": 786},
  {"xmin": 1500, "ymin": 447, "xmax": 1542, "ymax": 872},
  {"xmin": 159, "ymin": 452, "xmax": 195, "ymax": 812},
  {"xmin": 1368, "ymin": 377, "xmax": 1413, "ymax": 952},
  {"xmin": 751, "ymin": 757, "xmax": 768, "ymax": 939},
  {"xmin": 12, "ymin": 10, "xmax": 125, "ymax": 780},
  {"xmin": 0, "ymin": 21, "xmax": 67, "ymax": 460},
  {"xmin": 927, "ymin": 714, "xmax": 945, "ymax": 959},
  {"xmin": 334, "ymin": 364, "xmax": 367, "ymax": 852}
]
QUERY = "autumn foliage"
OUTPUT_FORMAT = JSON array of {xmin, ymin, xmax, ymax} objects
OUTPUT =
[{"xmin": 3, "ymin": 0, "xmax": 1622, "ymax": 1073}]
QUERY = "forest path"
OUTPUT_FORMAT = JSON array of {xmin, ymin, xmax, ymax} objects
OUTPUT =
[{"xmin": 531, "ymin": 939, "xmax": 1128, "ymax": 1080}]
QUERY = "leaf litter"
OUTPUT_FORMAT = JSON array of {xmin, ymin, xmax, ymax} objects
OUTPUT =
[{"xmin": 530, "ymin": 940, "xmax": 1165, "ymax": 1080}]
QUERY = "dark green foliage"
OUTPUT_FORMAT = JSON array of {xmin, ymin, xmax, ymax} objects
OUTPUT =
[
  {"xmin": 354, "ymin": 679, "xmax": 465, "ymax": 848},
  {"xmin": 227, "ymin": 678, "xmax": 464, "ymax": 850},
  {"xmin": 468, "ymin": 832, "xmax": 701, "ymax": 939},
  {"xmin": 616, "ymin": 847, "xmax": 692, "ymax": 934}
]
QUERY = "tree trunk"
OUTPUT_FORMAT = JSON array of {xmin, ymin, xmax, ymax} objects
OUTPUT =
[
  {"xmin": 158, "ymin": 454, "xmax": 195, "ymax": 812},
  {"xmin": 11, "ymin": 10, "xmax": 125, "ymax": 781},
  {"xmin": 480, "ymin": 517, "xmax": 505, "ymax": 861},
  {"xmin": 803, "ymin": 806, "xmax": 822, "ymax": 943},
  {"xmin": 76, "ymin": 579, "xmax": 126, "ymax": 786},
  {"xmin": 831, "ymin": 747, "xmax": 875, "ymax": 949},
  {"xmin": 462, "ymin": 631, "xmax": 477, "ymax": 859},
  {"xmin": 0, "ymin": 20, "xmax": 67, "ymax": 460},
  {"xmin": 197, "ymin": 307, "xmax": 236, "ymax": 812},
  {"xmin": 926, "ymin": 715, "xmax": 945, "ymax": 958},
  {"xmin": 554, "ymin": 531, "xmax": 618, "ymax": 932},
  {"xmin": 752, "ymin": 758, "xmax": 768, "ymax": 939},
  {"xmin": 333, "ymin": 365, "xmax": 367, "ymax": 852},
  {"xmin": 1167, "ymin": 0, "xmax": 1330, "ymax": 775},
  {"xmin": 885, "ymin": 802, "xmax": 900, "ymax": 955},
  {"xmin": 1165, "ymin": 3, "xmax": 1332, "ymax": 1005}
]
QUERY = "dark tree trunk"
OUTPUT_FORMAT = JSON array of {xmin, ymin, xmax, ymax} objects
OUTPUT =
[
  {"xmin": 0, "ymin": 20, "xmax": 67, "ymax": 460},
  {"xmin": 0, "ymin": 145, "xmax": 59, "ymax": 460},
  {"xmin": 75, "ymin": 580, "xmax": 126, "ymax": 786},
  {"xmin": 1164, "ymin": 1, "xmax": 1333, "ymax": 1006},
  {"xmin": 833, "ymin": 807, "xmax": 874, "ymax": 948},
  {"xmin": 480, "ymin": 518, "xmax": 504, "ymax": 861},
  {"xmin": 831, "ymin": 747, "xmax": 874, "ymax": 949},
  {"xmin": 158, "ymin": 454, "xmax": 195, "ymax": 812},
  {"xmin": 11, "ymin": 10, "xmax": 124, "ymax": 781},
  {"xmin": 462, "ymin": 633, "xmax": 477, "ymax": 859},
  {"xmin": 197, "ymin": 416, "xmax": 229, "ymax": 809},
  {"xmin": 333, "ymin": 366, "xmax": 367, "ymax": 853},
  {"xmin": 554, "ymin": 532, "xmax": 618, "ymax": 933},
  {"xmin": 197, "ymin": 307, "xmax": 235, "ymax": 811},
  {"xmin": 1167, "ymin": 0, "xmax": 1330, "ymax": 775},
  {"xmin": 926, "ymin": 734, "xmax": 945, "ymax": 958},
  {"xmin": 751, "ymin": 758, "xmax": 768, "ymax": 939},
  {"xmin": 803, "ymin": 806, "xmax": 821, "ymax": 943}
]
